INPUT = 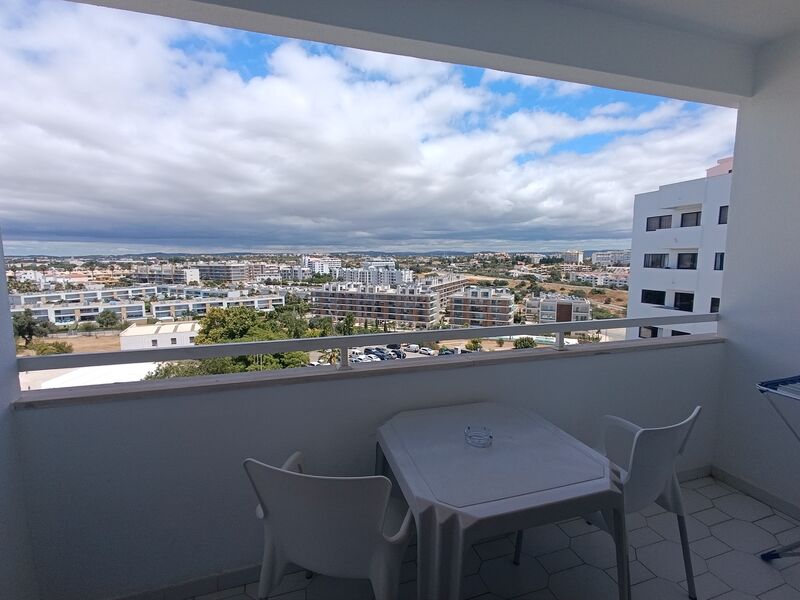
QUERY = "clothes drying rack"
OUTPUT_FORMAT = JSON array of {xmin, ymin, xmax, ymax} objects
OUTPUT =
[{"xmin": 757, "ymin": 375, "xmax": 800, "ymax": 561}]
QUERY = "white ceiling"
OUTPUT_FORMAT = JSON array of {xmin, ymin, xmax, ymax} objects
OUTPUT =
[{"xmin": 558, "ymin": 0, "xmax": 800, "ymax": 46}]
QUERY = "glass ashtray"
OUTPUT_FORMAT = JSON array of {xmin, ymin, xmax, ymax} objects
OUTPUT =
[{"xmin": 464, "ymin": 426, "xmax": 493, "ymax": 448}]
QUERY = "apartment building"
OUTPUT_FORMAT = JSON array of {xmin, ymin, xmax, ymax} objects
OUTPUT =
[
  {"xmin": 526, "ymin": 294, "xmax": 591, "ymax": 323},
  {"xmin": 591, "ymin": 249, "xmax": 631, "ymax": 267},
  {"xmin": 311, "ymin": 283, "xmax": 439, "ymax": 328},
  {"xmin": 279, "ymin": 265, "xmax": 312, "ymax": 281},
  {"xmin": 194, "ymin": 263, "xmax": 250, "ymax": 283},
  {"xmin": 120, "ymin": 322, "xmax": 201, "ymax": 350},
  {"xmin": 9, "ymin": 286, "xmax": 158, "ymax": 307},
  {"xmin": 553, "ymin": 250, "xmax": 584, "ymax": 264},
  {"xmin": 568, "ymin": 269, "xmax": 629, "ymax": 288},
  {"xmin": 150, "ymin": 294, "xmax": 284, "ymax": 320},
  {"xmin": 449, "ymin": 286, "xmax": 515, "ymax": 327},
  {"xmin": 131, "ymin": 265, "xmax": 200, "ymax": 285},
  {"xmin": 335, "ymin": 267, "xmax": 414, "ymax": 286},
  {"xmin": 11, "ymin": 301, "xmax": 147, "ymax": 325},
  {"xmin": 419, "ymin": 273, "xmax": 468, "ymax": 300},
  {"xmin": 627, "ymin": 157, "xmax": 732, "ymax": 338},
  {"xmin": 302, "ymin": 255, "xmax": 342, "ymax": 274},
  {"xmin": 362, "ymin": 257, "xmax": 396, "ymax": 269}
]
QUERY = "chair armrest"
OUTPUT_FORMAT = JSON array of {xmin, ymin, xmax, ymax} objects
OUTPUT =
[
  {"xmin": 281, "ymin": 451, "xmax": 305, "ymax": 474},
  {"xmin": 601, "ymin": 415, "xmax": 642, "ymax": 475},
  {"xmin": 384, "ymin": 508, "xmax": 414, "ymax": 546}
]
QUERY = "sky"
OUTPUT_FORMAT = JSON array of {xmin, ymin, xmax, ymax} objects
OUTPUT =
[{"xmin": 0, "ymin": 0, "xmax": 738, "ymax": 256}]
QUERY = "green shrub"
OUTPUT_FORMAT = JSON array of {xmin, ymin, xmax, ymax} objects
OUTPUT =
[{"xmin": 513, "ymin": 337, "xmax": 537, "ymax": 349}]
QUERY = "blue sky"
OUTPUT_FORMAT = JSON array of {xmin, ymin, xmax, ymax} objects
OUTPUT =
[{"xmin": 0, "ymin": 1, "xmax": 737, "ymax": 256}]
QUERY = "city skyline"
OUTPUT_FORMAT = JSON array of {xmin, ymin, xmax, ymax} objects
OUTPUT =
[{"xmin": 0, "ymin": 0, "xmax": 736, "ymax": 255}]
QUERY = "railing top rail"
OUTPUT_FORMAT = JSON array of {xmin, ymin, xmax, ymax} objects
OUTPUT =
[{"xmin": 17, "ymin": 313, "xmax": 718, "ymax": 372}]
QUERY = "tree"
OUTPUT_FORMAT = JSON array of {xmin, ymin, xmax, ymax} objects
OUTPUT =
[
  {"xmin": 13, "ymin": 310, "xmax": 52, "ymax": 346},
  {"xmin": 513, "ymin": 337, "xmax": 537, "ymax": 349},
  {"xmin": 465, "ymin": 338, "xmax": 483, "ymax": 351},
  {"xmin": 79, "ymin": 321, "xmax": 99, "ymax": 332},
  {"xmin": 319, "ymin": 348, "xmax": 340, "ymax": 365},
  {"xmin": 337, "ymin": 313, "xmax": 355, "ymax": 336},
  {"xmin": 496, "ymin": 338, "xmax": 506, "ymax": 348},
  {"xmin": 32, "ymin": 341, "xmax": 73, "ymax": 355},
  {"xmin": 96, "ymin": 310, "xmax": 120, "ymax": 328}
]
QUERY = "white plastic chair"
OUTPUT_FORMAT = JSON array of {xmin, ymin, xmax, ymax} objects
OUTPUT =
[
  {"xmin": 243, "ymin": 452, "xmax": 413, "ymax": 600},
  {"xmin": 513, "ymin": 406, "xmax": 702, "ymax": 599}
]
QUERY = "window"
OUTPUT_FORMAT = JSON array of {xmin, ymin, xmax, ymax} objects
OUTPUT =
[
  {"xmin": 714, "ymin": 252, "xmax": 725, "ymax": 270},
  {"xmin": 170, "ymin": 337, "xmax": 177, "ymax": 345},
  {"xmin": 151, "ymin": 339, "xmax": 158, "ymax": 347},
  {"xmin": 646, "ymin": 215, "xmax": 672, "ymax": 231},
  {"xmin": 639, "ymin": 326, "xmax": 658, "ymax": 339},
  {"xmin": 719, "ymin": 205, "xmax": 729, "ymax": 224},
  {"xmin": 677, "ymin": 253, "xmax": 698, "ymax": 270},
  {"xmin": 643, "ymin": 253, "xmax": 668, "ymax": 268},
  {"xmin": 710, "ymin": 298, "xmax": 720, "ymax": 313},
  {"xmin": 680, "ymin": 211, "xmax": 701, "ymax": 227},
  {"xmin": 641, "ymin": 289, "xmax": 666, "ymax": 305},
  {"xmin": 189, "ymin": 336, "xmax": 196, "ymax": 343},
  {"xmin": 671, "ymin": 330, "xmax": 690, "ymax": 336},
  {"xmin": 674, "ymin": 292, "xmax": 695, "ymax": 312}
]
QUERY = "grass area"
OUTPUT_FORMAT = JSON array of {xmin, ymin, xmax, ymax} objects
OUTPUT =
[{"xmin": 17, "ymin": 333, "xmax": 120, "ymax": 356}]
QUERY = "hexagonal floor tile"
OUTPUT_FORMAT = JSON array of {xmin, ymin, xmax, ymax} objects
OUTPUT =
[
  {"xmin": 707, "ymin": 551, "xmax": 785, "ymax": 596},
  {"xmin": 519, "ymin": 523, "xmax": 571, "ymax": 557},
  {"xmin": 680, "ymin": 571, "xmax": 731, "ymax": 598},
  {"xmin": 537, "ymin": 548, "xmax": 583, "ymax": 574},
  {"xmin": 710, "ymin": 519, "xmax": 778, "ymax": 553},
  {"xmin": 479, "ymin": 553, "xmax": 548, "ymax": 598},
  {"xmin": 761, "ymin": 584, "xmax": 800, "ymax": 600},
  {"xmin": 637, "ymin": 540, "xmax": 707, "ymax": 582},
  {"xmin": 631, "ymin": 577, "xmax": 689, "ymax": 600},
  {"xmin": 549, "ymin": 565, "xmax": 619, "ymax": 600},
  {"xmin": 571, "ymin": 530, "xmax": 619, "ymax": 569},
  {"xmin": 681, "ymin": 488, "xmax": 714, "ymax": 514},
  {"xmin": 647, "ymin": 512, "xmax": 709, "ymax": 543},
  {"xmin": 714, "ymin": 494, "xmax": 773, "ymax": 522}
]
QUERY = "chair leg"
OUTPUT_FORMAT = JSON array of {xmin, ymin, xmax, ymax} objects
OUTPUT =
[
  {"xmin": 513, "ymin": 530, "xmax": 524, "ymax": 566},
  {"xmin": 676, "ymin": 514, "xmax": 697, "ymax": 600}
]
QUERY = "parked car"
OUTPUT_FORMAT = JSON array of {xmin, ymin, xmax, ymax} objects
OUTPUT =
[
  {"xmin": 391, "ymin": 349, "xmax": 406, "ymax": 359},
  {"xmin": 438, "ymin": 348, "xmax": 455, "ymax": 356},
  {"xmin": 419, "ymin": 347, "xmax": 435, "ymax": 355},
  {"xmin": 387, "ymin": 343, "xmax": 401, "ymax": 350},
  {"xmin": 406, "ymin": 344, "xmax": 420, "ymax": 352}
]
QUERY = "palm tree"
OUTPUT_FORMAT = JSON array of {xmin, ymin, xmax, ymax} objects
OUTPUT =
[{"xmin": 320, "ymin": 348, "xmax": 340, "ymax": 365}]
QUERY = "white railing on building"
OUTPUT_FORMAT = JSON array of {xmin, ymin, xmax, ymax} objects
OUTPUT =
[{"xmin": 17, "ymin": 314, "xmax": 718, "ymax": 374}]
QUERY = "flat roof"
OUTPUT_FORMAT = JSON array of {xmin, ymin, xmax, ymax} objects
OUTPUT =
[{"xmin": 120, "ymin": 322, "xmax": 201, "ymax": 337}]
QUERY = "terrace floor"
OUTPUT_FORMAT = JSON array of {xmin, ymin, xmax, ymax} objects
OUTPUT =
[{"xmin": 161, "ymin": 477, "xmax": 800, "ymax": 600}]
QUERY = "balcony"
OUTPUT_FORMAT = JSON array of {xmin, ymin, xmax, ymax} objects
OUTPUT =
[{"xmin": 6, "ymin": 311, "xmax": 793, "ymax": 600}]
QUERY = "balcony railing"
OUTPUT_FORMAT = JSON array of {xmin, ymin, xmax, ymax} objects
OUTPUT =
[{"xmin": 17, "ymin": 313, "xmax": 719, "ymax": 375}]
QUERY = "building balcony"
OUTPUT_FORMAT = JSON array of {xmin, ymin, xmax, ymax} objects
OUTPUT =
[
  {"xmin": 8, "ymin": 312, "xmax": 797, "ymax": 600},
  {"xmin": 644, "ymin": 226, "xmax": 703, "ymax": 250}
]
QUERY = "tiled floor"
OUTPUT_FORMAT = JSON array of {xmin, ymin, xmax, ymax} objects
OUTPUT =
[{"xmin": 188, "ymin": 477, "xmax": 800, "ymax": 600}]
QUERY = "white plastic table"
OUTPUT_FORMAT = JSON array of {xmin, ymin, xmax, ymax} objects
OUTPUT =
[{"xmin": 377, "ymin": 402, "xmax": 629, "ymax": 600}]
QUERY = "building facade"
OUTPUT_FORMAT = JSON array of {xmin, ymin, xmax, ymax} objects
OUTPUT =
[
  {"xmin": 311, "ymin": 283, "xmax": 439, "ymax": 328},
  {"xmin": 591, "ymin": 250, "xmax": 631, "ymax": 267},
  {"xmin": 150, "ymin": 294, "xmax": 284, "ymax": 320},
  {"xmin": 9, "ymin": 286, "xmax": 158, "ymax": 307},
  {"xmin": 119, "ymin": 322, "xmax": 201, "ymax": 350},
  {"xmin": 626, "ymin": 159, "xmax": 731, "ymax": 338},
  {"xmin": 131, "ymin": 266, "xmax": 200, "ymax": 285},
  {"xmin": 449, "ymin": 286, "xmax": 515, "ymax": 327},
  {"xmin": 11, "ymin": 301, "xmax": 147, "ymax": 325},
  {"xmin": 335, "ymin": 267, "xmax": 414, "ymax": 286},
  {"xmin": 526, "ymin": 294, "xmax": 591, "ymax": 323}
]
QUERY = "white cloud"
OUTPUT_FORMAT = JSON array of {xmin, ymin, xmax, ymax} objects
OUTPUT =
[
  {"xmin": 0, "ymin": 1, "xmax": 737, "ymax": 254},
  {"xmin": 481, "ymin": 69, "xmax": 591, "ymax": 96}
]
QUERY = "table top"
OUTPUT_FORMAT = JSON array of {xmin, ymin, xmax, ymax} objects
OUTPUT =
[{"xmin": 378, "ymin": 402, "xmax": 610, "ymax": 509}]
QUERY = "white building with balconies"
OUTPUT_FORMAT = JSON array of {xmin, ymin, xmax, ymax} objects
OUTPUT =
[{"xmin": 627, "ymin": 159, "xmax": 732, "ymax": 338}]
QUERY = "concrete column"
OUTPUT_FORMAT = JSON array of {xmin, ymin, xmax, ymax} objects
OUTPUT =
[
  {"xmin": 0, "ymin": 229, "xmax": 39, "ymax": 599},
  {"xmin": 716, "ymin": 32, "xmax": 800, "ymax": 509}
]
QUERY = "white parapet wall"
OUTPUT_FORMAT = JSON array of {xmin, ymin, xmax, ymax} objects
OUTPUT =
[{"xmin": 14, "ymin": 336, "xmax": 723, "ymax": 600}]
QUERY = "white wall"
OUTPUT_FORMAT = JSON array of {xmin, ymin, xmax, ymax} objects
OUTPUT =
[
  {"xmin": 15, "ymin": 340, "xmax": 722, "ymax": 600},
  {"xmin": 716, "ymin": 32, "xmax": 800, "ymax": 505},
  {"xmin": 0, "ymin": 233, "xmax": 39, "ymax": 600}
]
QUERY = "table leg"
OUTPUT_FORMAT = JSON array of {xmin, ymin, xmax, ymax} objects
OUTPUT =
[
  {"xmin": 415, "ymin": 509, "xmax": 465, "ymax": 600},
  {"xmin": 612, "ymin": 506, "xmax": 631, "ymax": 600}
]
